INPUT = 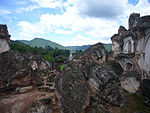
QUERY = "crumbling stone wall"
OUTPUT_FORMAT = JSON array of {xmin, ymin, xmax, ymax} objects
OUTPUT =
[
  {"xmin": 0, "ymin": 24, "xmax": 11, "ymax": 54},
  {"xmin": 145, "ymin": 36, "xmax": 150, "ymax": 74},
  {"xmin": 0, "ymin": 38, "xmax": 10, "ymax": 53},
  {"xmin": 111, "ymin": 13, "xmax": 150, "ymax": 78},
  {"xmin": 129, "ymin": 13, "xmax": 140, "ymax": 29}
]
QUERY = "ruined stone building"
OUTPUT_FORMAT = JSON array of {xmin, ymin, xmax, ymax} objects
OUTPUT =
[
  {"xmin": 111, "ymin": 13, "xmax": 150, "ymax": 78},
  {"xmin": 0, "ymin": 24, "xmax": 11, "ymax": 54}
]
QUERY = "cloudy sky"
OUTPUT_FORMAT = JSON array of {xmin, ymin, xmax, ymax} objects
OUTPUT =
[{"xmin": 0, "ymin": 0, "xmax": 150, "ymax": 46}]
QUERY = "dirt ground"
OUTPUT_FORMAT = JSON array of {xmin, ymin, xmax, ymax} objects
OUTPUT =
[{"xmin": 0, "ymin": 89, "xmax": 53, "ymax": 113}]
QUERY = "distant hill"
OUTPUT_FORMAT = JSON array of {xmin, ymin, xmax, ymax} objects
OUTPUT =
[
  {"xmin": 66, "ymin": 45, "xmax": 91, "ymax": 52},
  {"xmin": 67, "ymin": 44, "xmax": 112, "ymax": 52},
  {"xmin": 17, "ymin": 38, "xmax": 66, "ymax": 50},
  {"xmin": 10, "ymin": 40, "xmax": 25, "ymax": 45}
]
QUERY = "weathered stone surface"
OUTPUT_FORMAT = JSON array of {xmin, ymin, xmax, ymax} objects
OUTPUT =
[
  {"xmin": 85, "ymin": 96, "xmax": 110, "ymax": 113},
  {"xmin": 111, "ymin": 13, "xmax": 150, "ymax": 78},
  {"xmin": 137, "ymin": 15, "xmax": 150, "ymax": 29},
  {"xmin": 0, "ymin": 50, "xmax": 51, "ymax": 92},
  {"xmin": 0, "ymin": 24, "xmax": 11, "ymax": 54},
  {"xmin": 0, "ymin": 51, "xmax": 30, "ymax": 89},
  {"xmin": 75, "ymin": 42, "xmax": 107, "ymax": 64},
  {"xmin": 16, "ymin": 86, "xmax": 33, "ymax": 94},
  {"xmin": 129, "ymin": 13, "xmax": 140, "ymax": 29},
  {"xmin": 55, "ymin": 43, "xmax": 126, "ymax": 113},
  {"xmin": 55, "ymin": 43, "xmax": 107, "ymax": 113},
  {"xmin": 56, "ymin": 61, "xmax": 89, "ymax": 113},
  {"xmin": 120, "ymin": 71, "xmax": 141, "ymax": 93},
  {"xmin": 28, "ymin": 98, "xmax": 53, "ymax": 113},
  {"xmin": 90, "ymin": 64, "xmax": 125, "ymax": 106},
  {"xmin": 0, "ymin": 38, "xmax": 10, "ymax": 53},
  {"xmin": 121, "ymin": 77, "xmax": 140, "ymax": 93}
]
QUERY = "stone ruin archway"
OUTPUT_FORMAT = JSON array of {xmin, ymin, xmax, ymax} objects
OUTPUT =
[{"xmin": 124, "ymin": 39, "xmax": 133, "ymax": 54}]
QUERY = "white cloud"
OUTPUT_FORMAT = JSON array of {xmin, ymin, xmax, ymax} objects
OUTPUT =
[
  {"xmin": 63, "ymin": 34, "xmax": 99, "ymax": 46},
  {"xmin": 71, "ymin": 0, "xmax": 128, "ymax": 18},
  {"xmin": 17, "ymin": 21, "xmax": 44, "ymax": 39},
  {"xmin": 30, "ymin": 0, "xmax": 64, "ymax": 8},
  {"xmin": 134, "ymin": 0, "xmax": 150, "ymax": 16},
  {"xmin": 16, "ymin": 0, "xmax": 64, "ymax": 13},
  {"xmin": 55, "ymin": 29, "xmax": 73, "ymax": 35},
  {"xmin": 0, "ymin": 8, "xmax": 11, "ymax": 15},
  {"xmin": 16, "ymin": 1, "xmax": 27, "ymax": 5},
  {"xmin": 17, "ymin": 0, "xmax": 150, "ymax": 46},
  {"xmin": 16, "ymin": 5, "xmax": 39, "ymax": 13}
]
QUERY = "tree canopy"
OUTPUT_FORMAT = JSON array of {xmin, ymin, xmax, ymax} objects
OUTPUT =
[{"xmin": 10, "ymin": 42, "xmax": 70, "ymax": 62}]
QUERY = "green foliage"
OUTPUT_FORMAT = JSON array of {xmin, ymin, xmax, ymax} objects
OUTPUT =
[
  {"xmin": 72, "ymin": 49, "xmax": 83, "ymax": 55},
  {"xmin": 55, "ymin": 57, "xmax": 64, "ymax": 63},
  {"xmin": 53, "ymin": 48, "xmax": 70, "ymax": 57},
  {"xmin": 44, "ymin": 55, "xmax": 53, "ymax": 62},
  {"xmin": 60, "ymin": 64, "xmax": 68, "ymax": 71},
  {"xmin": 10, "ymin": 41, "xmax": 70, "ymax": 61},
  {"xmin": 10, "ymin": 42, "xmax": 31, "ymax": 53}
]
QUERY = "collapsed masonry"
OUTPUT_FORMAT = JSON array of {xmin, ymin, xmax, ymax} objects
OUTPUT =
[
  {"xmin": 56, "ymin": 43, "xmax": 126, "ymax": 113},
  {"xmin": 0, "ymin": 14, "xmax": 150, "ymax": 113},
  {"xmin": 111, "ymin": 13, "xmax": 150, "ymax": 79},
  {"xmin": 0, "ymin": 24, "xmax": 11, "ymax": 54},
  {"xmin": 0, "ymin": 24, "xmax": 53, "ymax": 92}
]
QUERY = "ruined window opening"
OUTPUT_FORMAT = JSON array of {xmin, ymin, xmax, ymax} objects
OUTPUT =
[{"xmin": 128, "ymin": 40, "xmax": 132, "ymax": 53}]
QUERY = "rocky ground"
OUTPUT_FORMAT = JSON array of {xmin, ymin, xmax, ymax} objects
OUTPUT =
[
  {"xmin": 0, "ymin": 43, "xmax": 150, "ymax": 113},
  {"xmin": 0, "ymin": 89, "xmax": 62, "ymax": 113}
]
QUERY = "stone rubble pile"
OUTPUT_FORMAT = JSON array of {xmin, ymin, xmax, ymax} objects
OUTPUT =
[
  {"xmin": 55, "ymin": 42, "xmax": 126, "ymax": 113},
  {"xmin": 0, "ymin": 50, "xmax": 52, "ymax": 93},
  {"xmin": 1, "ymin": 13, "xmax": 150, "ymax": 113}
]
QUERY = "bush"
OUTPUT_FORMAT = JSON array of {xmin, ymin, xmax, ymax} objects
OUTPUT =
[
  {"xmin": 60, "ymin": 64, "xmax": 68, "ymax": 71},
  {"xmin": 44, "ymin": 55, "xmax": 53, "ymax": 62}
]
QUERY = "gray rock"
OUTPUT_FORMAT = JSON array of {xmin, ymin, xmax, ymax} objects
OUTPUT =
[{"xmin": 28, "ymin": 98, "xmax": 52, "ymax": 113}]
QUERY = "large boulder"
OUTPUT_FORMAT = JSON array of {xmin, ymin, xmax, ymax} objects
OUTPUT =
[
  {"xmin": 0, "ymin": 24, "xmax": 11, "ymax": 54},
  {"xmin": 120, "ymin": 70, "xmax": 141, "ymax": 93},
  {"xmin": 55, "ymin": 43, "xmax": 125, "ymax": 113},
  {"xmin": 89, "ymin": 64, "xmax": 125, "ymax": 106},
  {"xmin": 56, "ymin": 60, "xmax": 89, "ymax": 113},
  {"xmin": 27, "ymin": 98, "xmax": 53, "ymax": 113},
  {"xmin": 0, "ymin": 50, "xmax": 51, "ymax": 92},
  {"xmin": 75, "ymin": 42, "xmax": 107, "ymax": 64}
]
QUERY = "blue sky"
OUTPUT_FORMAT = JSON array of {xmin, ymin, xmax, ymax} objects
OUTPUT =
[{"xmin": 0, "ymin": 0, "xmax": 150, "ymax": 46}]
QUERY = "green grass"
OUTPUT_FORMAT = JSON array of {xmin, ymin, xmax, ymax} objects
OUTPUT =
[{"xmin": 60, "ymin": 64, "xmax": 68, "ymax": 71}]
